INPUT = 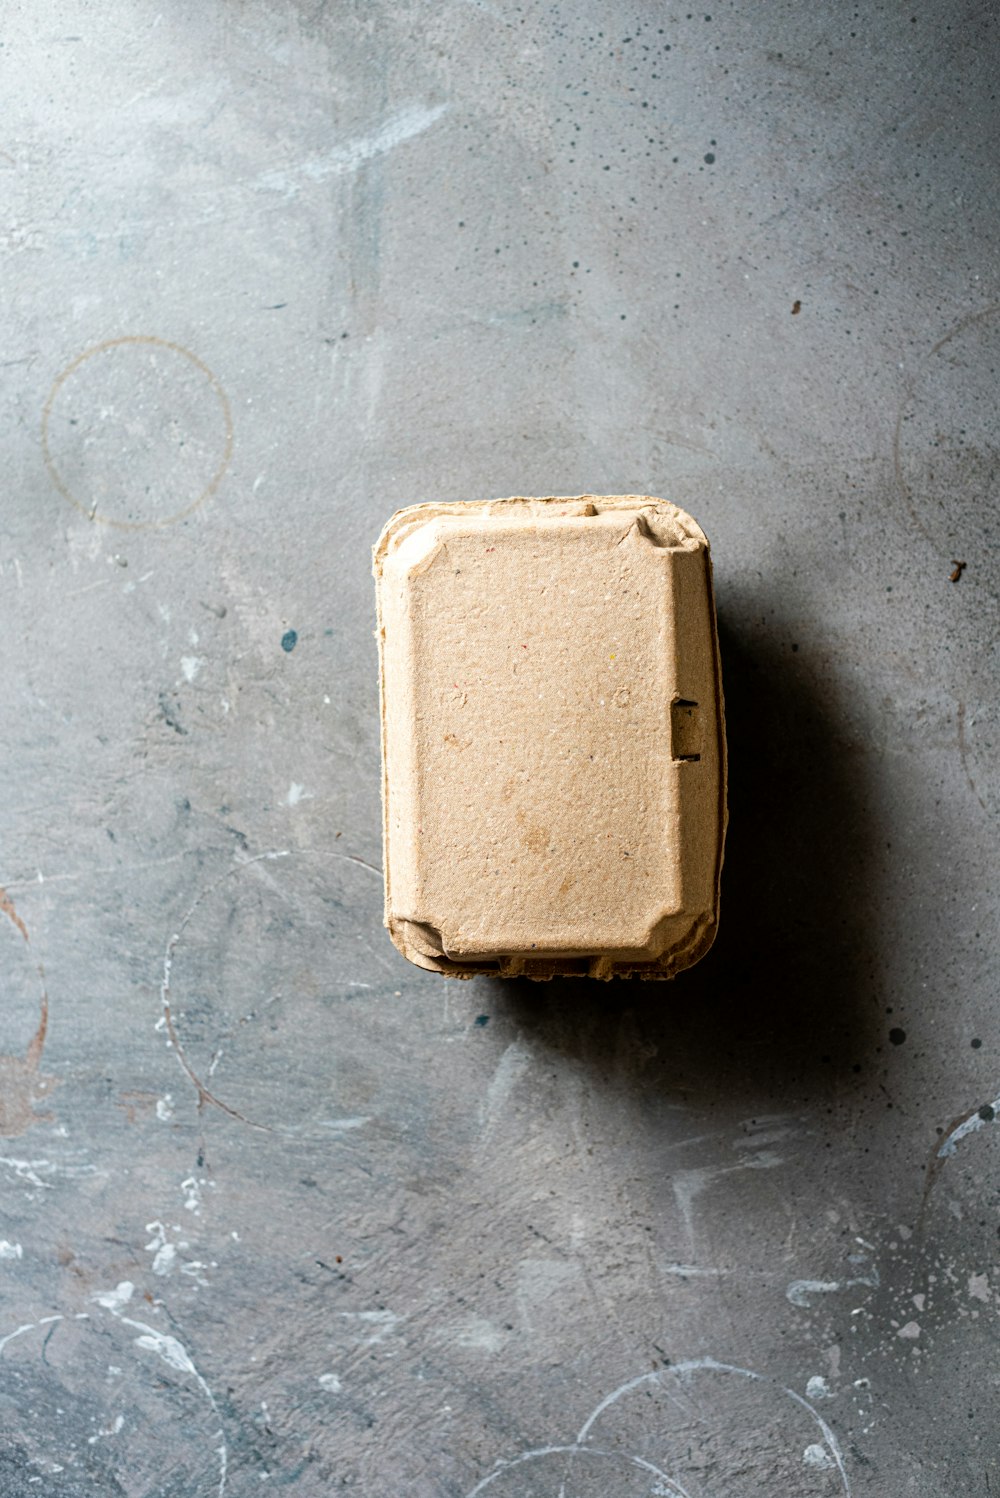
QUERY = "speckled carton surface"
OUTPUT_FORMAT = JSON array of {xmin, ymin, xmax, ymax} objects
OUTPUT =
[{"xmin": 374, "ymin": 495, "xmax": 727, "ymax": 978}]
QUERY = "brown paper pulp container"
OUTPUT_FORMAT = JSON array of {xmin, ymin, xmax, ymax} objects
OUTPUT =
[{"xmin": 373, "ymin": 495, "xmax": 727, "ymax": 980}]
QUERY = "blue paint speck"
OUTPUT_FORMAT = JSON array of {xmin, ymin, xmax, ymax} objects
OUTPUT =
[
  {"xmin": 474, "ymin": 1014, "xmax": 490, "ymax": 1027},
  {"xmin": 281, "ymin": 629, "xmax": 298, "ymax": 653}
]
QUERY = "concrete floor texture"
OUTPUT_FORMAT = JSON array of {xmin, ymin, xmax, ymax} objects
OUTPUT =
[{"xmin": 1, "ymin": 1, "xmax": 997, "ymax": 1493}]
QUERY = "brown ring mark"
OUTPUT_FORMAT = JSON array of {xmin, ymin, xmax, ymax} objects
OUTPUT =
[
  {"xmin": 892, "ymin": 302, "xmax": 1000, "ymax": 546},
  {"xmin": 41, "ymin": 335, "xmax": 234, "ymax": 531}
]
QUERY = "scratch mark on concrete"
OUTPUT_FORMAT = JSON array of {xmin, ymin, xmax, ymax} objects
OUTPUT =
[
  {"xmin": 0, "ymin": 1313, "xmax": 67, "ymax": 1357},
  {"xmin": 479, "ymin": 1039, "xmax": 533, "ymax": 1139},
  {"xmin": 957, "ymin": 700, "xmax": 988, "ymax": 812},
  {"xmin": 297, "ymin": 845, "xmax": 383, "ymax": 878},
  {"xmin": 891, "ymin": 302, "xmax": 1000, "ymax": 546},
  {"xmin": 0, "ymin": 1155, "xmax": 102, "ymax": 1193},
  {"xmin": 0, "ymin": 849, "xmax": 198, "ymax": 894},
  {"xmin": 672, "ymin": 1152, "xmax": 784, "ymax": 1251},
  {"xmin": 258, "ymin": 102, "xmax": 449, "ymax": 197}
]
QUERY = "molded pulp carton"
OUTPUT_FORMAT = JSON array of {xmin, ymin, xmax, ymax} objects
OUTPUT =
[{"xmin": 373, "ymin": 495, "xmax": 727, "ymax": 980}]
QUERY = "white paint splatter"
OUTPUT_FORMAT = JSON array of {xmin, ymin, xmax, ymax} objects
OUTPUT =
[
  {"xmin": 258, "ymin": 102, "xmax": 449, "ymax": 196},
  {"xmin": 786, "ymin": 1270, "xmax": 879, "ymax": 1307},
  {"xmin": 181, "ymin": 656, "xmax": 204, "ymax": 682},
  {"xmin": 0, "ymin": 1241, "xmax": 23, "ymax": 1261},
  {"xmin": 804, "ymin": 1443, "xmax": 835, "ymax": 1469},
  {"xmin": 897, "ymin": 1320, "xmax": 920, "ymax": 1339},
  {"xmin": 451, "ymin": 1316, "xmax": 507, "ymax": 1352},
  {"xmin": 92, "ymin": 1282, "xmax": 134, "ymax": 1313},
  {"xmin": 937, "ymin": 1092, "xmax": 1000, "ymax": 1157},
  {"xmin": 337, "ymin": 1310, "xmax": 399, "ymax": 1346},
  {"xmin": 113, "ymin": 1306, "xmax": 229, "ymax": 1492},
  {"xmin": 0, "ymin": 1156, "xmax": 104, "ymax": 1196},
  {"xmin": 318, "ymin": 1373, "xmax": 342, "ymax": 1392},
  {"xmin": 287, "ymin": 782, "xmax": 313, "ymax": 806},
  {"xmin": 661, "ymin": 1262, "xmax": 728, "ymax": 1278},
  {"xmin": 0, "ymin": 1158, "xmax": 50, "ymax": 1191},
  {"xmin": 156, "ymin": 1095, "xmax": 174, "ymax": 1122},
  {"xmin": 969, "ymin": 1272, "xmax": 991, "ymax": 1303},
  {"xmin": 124, "ymin": 1320, "xmax": 198, "ymax": 1377},
  {"xmin": 152, "ymin": 1243, "xmax": 177, "ymax": 1276},
  {"xmin": 805, "ymin": 1375, "xmax": 831, "ymax": 1400},
  {"xmin": 88, "ymin": 1413, "xmax": 125, "ymax": 1444},
  {"xmin": 181, "ymin": 1177, "xmax": 202, "ymax": 1214}
]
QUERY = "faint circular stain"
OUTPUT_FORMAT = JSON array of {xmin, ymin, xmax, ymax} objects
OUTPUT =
[
  {"xmin": 893, "ymin": 305, "xmax": 1000, "ymax": 561},
  {"xmin": 577, "ymin": 1361, "xmax": 849, "ymax": 1497},
  {"xmin": 465, "ymin": 1445, "xmax": 688, "ymax": 1497},
  {"xmin": 41, "ymin": 336, "xmax": 233, "ymax": 530},
  {"xmin": 0, "ymin": 1311, "xmax": 224, "ymax": 1493},
  {"xmin": 161, "ymin": 849, "xmax": 392, "ymax": 1135}
]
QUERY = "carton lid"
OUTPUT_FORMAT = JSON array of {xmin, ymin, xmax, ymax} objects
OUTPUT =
[{"xmin": 374, "ymin": 495, "xmax": 726, "ymax": 979}]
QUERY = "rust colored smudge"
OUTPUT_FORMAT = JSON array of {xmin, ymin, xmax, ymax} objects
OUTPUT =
[
  {"xmin": 0, "ymin": 885, "xmax": 58, "ymax": 1137},
  {"xmin": 0, "ymin": 885, "xmax": 29, "ymax": 943}
]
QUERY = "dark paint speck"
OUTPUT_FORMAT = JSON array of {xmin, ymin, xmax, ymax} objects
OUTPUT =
[
  {"xmin": 889, "ymin": 1027, "xmax": 907, "ymax": 1046},
  {"xmin": 474, "ymin": 1015, "xmax": 490, "ymax": 1027},
  {"xmin": 281, "ymin": 629, "xmax": 298, "ymax": 653},
  {"xmin": 979, "ymin": 1104, "xmax": 995, "ymax": 1122}
]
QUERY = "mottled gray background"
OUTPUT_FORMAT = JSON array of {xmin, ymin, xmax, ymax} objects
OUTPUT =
[{"xmin": 1, "ymin": 1, "xmax": 998, "ymax": 1494}]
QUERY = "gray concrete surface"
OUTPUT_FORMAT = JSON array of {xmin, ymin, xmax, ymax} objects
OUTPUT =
[{"xmin": 2, "ymin": 1, "xmax": 998, "ymax": 1493}]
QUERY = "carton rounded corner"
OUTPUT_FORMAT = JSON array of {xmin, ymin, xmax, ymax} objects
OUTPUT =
[{"xmin": 372, "ymin": 502, "xmax": 446, "ymax": 580}]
